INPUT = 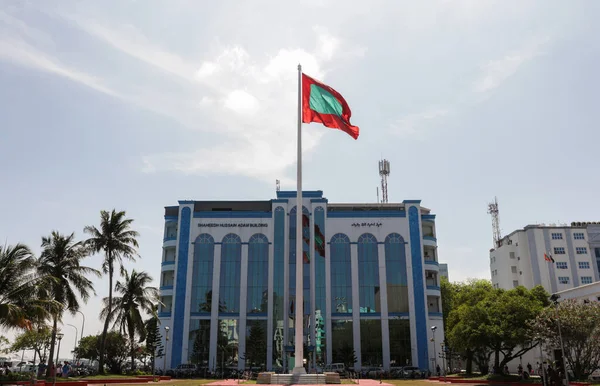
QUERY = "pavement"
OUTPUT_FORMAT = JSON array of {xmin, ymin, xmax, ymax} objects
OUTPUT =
[{"xmin": 206, "ymin": 380, "xmax": 394, "ymax": 386}]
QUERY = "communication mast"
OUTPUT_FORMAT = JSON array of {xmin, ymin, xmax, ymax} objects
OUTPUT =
[
  {"xmin": 378, "ymin": 159, "xmax": 390, "ymax": 203},
  {"xmin": 276, "ymin": 179, "xmax": 280, "ymax": 192},
  {"xmin": 487, "ymin": 197, "xmax": 501, "ymax": 248}
]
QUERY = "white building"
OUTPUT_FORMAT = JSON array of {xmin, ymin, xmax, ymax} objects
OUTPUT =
[
  {"xmin": 158, "ymin": 190, "xmax": 445, "ymax": 372},
  {"xmin": 490, "ymin": 223, "xmax": 600, "ymax": 293},
  {"xmin": 554, "ymin": 281, "xmax": 600, "ymax": 303}
]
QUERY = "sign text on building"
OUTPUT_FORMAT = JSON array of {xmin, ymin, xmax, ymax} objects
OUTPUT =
[
  {"xmin": 198, "ymin": 223, "xmax": 268, "ymax": 228},
  {"xmin": 351, "ymin": 222, "xmax": 383, "ymax": 228}
]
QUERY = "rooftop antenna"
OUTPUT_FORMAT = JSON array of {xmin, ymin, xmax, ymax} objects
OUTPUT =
[
  {"xmin": 276, "ymin": 179, "xmax": 280, "ymax": 192},
  {"xmin": 378, "ymin": 159, "xmax": 390, "ymax": 203},
  {"xmin": 487, "ymin": 197, "xmax": 501, "ymax": 248},
  {"xmin": 376, "ymin": 186, "xmax": 380, "ymax": 204}
]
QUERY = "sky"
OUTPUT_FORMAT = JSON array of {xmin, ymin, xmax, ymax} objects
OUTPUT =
[{"xmin": 2, "ymin": 0, "xmax": 600, "ymax": 357}]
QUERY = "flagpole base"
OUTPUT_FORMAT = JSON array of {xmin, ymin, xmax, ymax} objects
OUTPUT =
[{"xmin": 292, "ymin": 366, "xmax": 307, "ymax": 374}]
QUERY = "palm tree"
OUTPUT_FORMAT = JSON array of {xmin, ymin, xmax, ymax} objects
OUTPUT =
[
  {"xmin": 0, "ymin": 243, "xmax": 36, "ymax": 329},
  {"xmin": 37, "ymin": 231, "xmax": 100, "ymax": 377},
  {"xmin": 100, "ymin": 270, "xmax": 158, "ymax": 371},
  {"xmin": 84, "ymin": 209, "xmax": 139, "ymax": 374}
]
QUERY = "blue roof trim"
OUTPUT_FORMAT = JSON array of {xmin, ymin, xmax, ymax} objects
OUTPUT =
[
  {"xmin": 422, "ymin": 214, "xmax": 436, "ymax": 220},
  {"xmin": 403, "ymin": 200, "xmax": 422, "ymax": 204},
  {"xmin": 271, "ymin": 199, "xmax": 289, "ymax": 203},
  {"xmin": 164, "ymin": 216, "xmax": 178, "ymax": 221},
  {"xmin": 178, "ymin": 200, "xmax": 195, "ymax": 204},
  {"xmin": 193, "ymin": 211, "xmax": 272, "ymax": 218},
  {"xmin": 276, "ymin": 190, "xmax": 323, "ymax": 198},
  {"xmin": 310, "ymin": 198, "xmax": 328, "ymax": 203},
  {"xmin": 327, "ymin": 211, "xmax": 406, "ymax": 218}
]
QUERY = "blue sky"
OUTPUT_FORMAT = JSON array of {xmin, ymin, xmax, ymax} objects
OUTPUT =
[{"xmin": 2, "ymin": 0, "xmax": 600, "ymax": 354}]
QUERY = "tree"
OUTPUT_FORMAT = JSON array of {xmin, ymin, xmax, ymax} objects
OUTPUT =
[
  {"xmin": 0, "ymin": 336, "xmax": 10, "ymax": 354},
  {"xmin": 37, "ymin": 231, "xmax": 99, "ymax": 376},
  {"xmin": 446, "ymin": 281, "xmax": 548, "ymax": 375},
  {"xmin": 84, "ymin": 209, "xmax": 139, "ymax": 374},
  {"xmin": 245, "ymin": 321, "xmax": 267, "ymax": 368},
  {"xmin": 144, "ymin": 314, "xmax": 164, "ymax": 376},
  {"xmin": 531, "ymin": 300, "xmax": 600, "ymax": 380},
  {"xmin": 73, "ymin": 335, "xmax": 100, "ymax": 363},
  {"xmin": 0, "ymin": 243, "xmax": 37, "ymax": 329},
  {"xmin": 101, "ymin": 270, "xmax": 158, "ymax": 372},
  {"xmin": 10, "ymin": 326, "xmax": 52, "ymax": 362}
]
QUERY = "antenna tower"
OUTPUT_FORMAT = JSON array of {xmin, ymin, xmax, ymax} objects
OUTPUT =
[
  {"xmin": 487, "ymin": 197, "xmax": 501, "ymax": 248},
  {"xmin": 378, "ymin": 159, "xmax": 390, "ymax": 203},
  {"xmin": 276, "ymin": 179, "xmax": 281, "ymax": 192}
]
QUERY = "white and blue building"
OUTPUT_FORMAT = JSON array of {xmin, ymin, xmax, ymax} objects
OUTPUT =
[{"xmin": 158, "ymin": 191, "xmax": 444, "ymax": 372}]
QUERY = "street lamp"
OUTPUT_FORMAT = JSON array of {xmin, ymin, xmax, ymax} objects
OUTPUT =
[
  {"xmin": 76, "ymin": 311, "xmax": 85, "ymax": 345},
  {"xmin": 431, "ymin": 326, "xmax": 437, "ymax": 375},
  {"xmin": 65, "ymin": 324, "xmax": 78, "ymax": 363},
  {"xmin": 163, "ymin": 326, "xmax": 170, "ymax": 372},
  {"xmin": 550, "ymin": 294, "xmax": 569, "ymax": 386},
  {"xmin": 53, "ymin": 333, "xmax": 64, "ymax": 386}
]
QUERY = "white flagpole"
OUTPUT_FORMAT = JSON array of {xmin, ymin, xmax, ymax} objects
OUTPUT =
[{"xmin": 294, "ymin": 63, "xmax": 305, "ymax": 374}]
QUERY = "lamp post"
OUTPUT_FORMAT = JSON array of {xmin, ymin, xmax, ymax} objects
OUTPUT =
[
  {"xmin": 431, "ymin": 326, "xmax": 437, "ymax": 375},
  {"xmin": 76, "ymin": 311, "xmax": 85, "ymax": 346},
  {"xmin": 550, "ymin": 294, "xmax": 569, "ymax": 386},
  {"xmin": 53, "ymin": 333, "xmax": 64, "ymax": 386},
  {"xmin": 163, "ymin": 326, "xmax": 170, "ymax": 372},
  {"xmin": 65, "ymin": 324, "xmax": 78, "ymax": 363}
]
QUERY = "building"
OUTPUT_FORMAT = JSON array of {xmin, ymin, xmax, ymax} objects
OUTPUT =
[
  {"xmin": 489, "ymin": 223, "xmax": 600, "ymax": 292},
  {"xmin": 158, "ymin": 191, "xmax": 444, "ymax": 372},
  {"xmin": 554, "ymin": 281, "xmax": 600, "ymax": 303},
  {"xmin": 439, "ymin": 263, "xmax": 449, "ymax": 281}
]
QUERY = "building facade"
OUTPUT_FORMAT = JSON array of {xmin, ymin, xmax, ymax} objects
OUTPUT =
[
  {"xmin": 159, "ymin": 191, "xmax": 444, "ymax": 372},
  {"xmin": 490, "ymin": 223, "xmax": 600, "ymax": 292},
  {"xmin": 439, "ymin": 264, "xmax": 449, "ymax": 281}
]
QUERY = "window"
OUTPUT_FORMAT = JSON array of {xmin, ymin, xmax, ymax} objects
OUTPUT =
[
  {"xmin": 574, "ymin": 233, "xmax": 585, "ymax": 240},
  {"xmin": 512, "ymin": 280, "xmax": 519, "ymax": 288},
  {"xmin": 581, "ymin": 276, "xmax": 593, "ymax": 285},
  {"xmin": 511, "ymin": 266, "xmax": 517, "ymax": 273},
  {"xmin": 509, "ymin": 252, "xmax": 515, "ymax": 259},
  {"xmin": 558, "ymin": 276, "xmax": 570, "ymax": 284},
  {"xmin": 552, "ymin": 233, "xmax": 563, "ymax": 240},
  {"xmin": 579, "ymin": 261, "xmax": 590, "ymax": 269},
  {"xmin": 554, "ymin": 247, "xmax": 566, "ymax": 255},
  {"xmin": 556, "ymin": 262, "xmax": 568, "ymax": 269},
  {"xmin": 576, "ymin": 247, "xmax": 588, "ymax": 254}
]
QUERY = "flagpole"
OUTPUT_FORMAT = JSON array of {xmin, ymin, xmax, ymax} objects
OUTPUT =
[{"xmin": 294, "ymin": 63, "xmax": 305, "ymax": 374}]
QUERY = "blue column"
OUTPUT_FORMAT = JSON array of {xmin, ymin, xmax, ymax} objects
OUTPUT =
[
  {"xmin": 171, "ymin": 206, "xmax": 191, "ymax": 368},
  {"xmin": 408, "ymin": 206, "xmax": 429, "ymax": 369}
]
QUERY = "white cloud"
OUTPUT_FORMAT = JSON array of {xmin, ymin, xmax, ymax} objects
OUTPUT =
[
  {"xmin": 389, "ymin": 108, "xmax": 451, "ymax": 139},
  {"xmin": 474, "ymin": 37, "xmax": 549, "ymax": 93},
  {"xmin": 223, "ymin": 90, "xmax": 259, "ymax": 115}
]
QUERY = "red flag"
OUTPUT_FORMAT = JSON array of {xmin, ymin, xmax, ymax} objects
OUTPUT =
[
  {"xmin": 544, "ymin": 253, "xmax": 555, "ymax": 263},
  {"xmin": 302, "ymin": 73, "xmax": 359, "ymax": 139}
]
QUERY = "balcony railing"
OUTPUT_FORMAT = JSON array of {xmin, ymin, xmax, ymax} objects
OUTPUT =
[
  {"xmin": 427, "ymin": 285, "xmax": 441, "ymax": 291},
  {"xmin": 161, "ymin": 260, "xmax": 175, "ymax": 266},
  {"xmin": 423, "ymin": 236, "xmax": 437, "ymax": 242},
  {"xmin": 163, "ymin": 236, "xmax": 177, "ymax": 242},
  {"xmin": 160, "ymin": 285, "xmax": 174, "ymax": 291}
]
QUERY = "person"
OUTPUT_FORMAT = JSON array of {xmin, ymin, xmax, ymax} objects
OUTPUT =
[
  {"xmin": 518, "ymin": 364, "xmax": 523, "ymax": 375},
  {"xmin": 527, "ymin": 363, "xmax": 533, "ymax": 375},
  {"xmin": 436, "ymin": 364, "xmax": 441, "ymax": 376},
  {"xmin": 62, "ymin": 361, "xmax": 70, "ymax": 378}
]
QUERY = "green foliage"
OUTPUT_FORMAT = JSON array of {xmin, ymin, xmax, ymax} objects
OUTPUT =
[
  {"xmin": 245, "ymin": 321, "xmax": 267, "ymax": 367},
  {"xmin": 445, "ymin": 280, "xmax": 548, "ymax": 375},
  {"xmin": 10, "ymin": 326, "xmax": 52, "ymax": 361},
  {"xmin": 144, "ymin": 313, "xmax": 164, "ymax": 372},
  {"xmin": 74, "ymin": 335, "xmax": 100, "ymax": 362},
  {"xmin": 0, "ymin": 243, "xmax": 37, "ymax": 329},
  {"xmin": 74, "ymin": 332, "xmax": 129, "ymax": 374},
  {"xmin": 0, "ymin": 372, "xmax": 32, "ymax": 381},
  {"xmin": 0, "ymin": 336, "xmax": 10, "ymax": 354},
  {"xmin": 531, "ymin": 300, "xmax": 600, "ymax": 380}
]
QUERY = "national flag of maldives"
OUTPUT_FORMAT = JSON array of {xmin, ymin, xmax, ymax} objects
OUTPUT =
[{"xmin": 302, "ymin": 73, "xmax": 359, "ymax": 139}]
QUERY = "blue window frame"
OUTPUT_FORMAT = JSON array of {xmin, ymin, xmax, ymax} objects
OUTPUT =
[
  {"xmin": 554, "ymin": 247, "xmax": 566, "ymax": 255},
  {"xmin": 576, "ymin": 247, "xmax": 588, "ymax": 254},
  {"xmin": 191, "ymin": 234, "xmax": 214, "ymax": 313},
  {"xmin": 358, "ymin": 233, "xmax": 380, "ymax": 313},
  {"xmin": 551, "ymin": 233, "xmax": 563, "ymax": 240},
  {"xmin": 556, "ymin": 262, "xmax": 568, "ymax": 269},
  {"xmin": 330, "ymin": 233, "xmax": 352, "ymax": 313},
  {"xmin": 558, "ymin": 276, "xmax": 570, "ymax": 284},
  {"xmin": 573, "ymin": 233, "xmax": 585, "ymax": 240},
  {"xmin": 581, "ymin": 276, "xmax": 593, "ymax": 284},
  {"xmin": 219, "ymin": 233, "xmax": 241, "ymax": 313},
  {"xmin": 247, "ymin": 233, "xmax": 269, "ymax": 314},
  {"xmin": 385, "ymin": 233, "xmax": 408, "ymax": 313},
  {"xmin": 578, "ymin": 261, "xmax": 590, "ymax": 269}
]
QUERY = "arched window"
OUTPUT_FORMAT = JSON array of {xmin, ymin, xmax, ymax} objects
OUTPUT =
[
  {"xmin": 330, "ymin": 233, "xmax": 352, "ymax": 313},
  {"xmin": 358, "ymin": 233, "xmax": 379, "ymax": 313},
  {"xmin": 385, "ymin": 233, "xmax": 408, "ymax": 313},
  {"xmin": 220, "ymin": 233, "xmax": 241, "ymax": 313},
  {"xmin": 248, "ymin": 233, "xmax": 269, "ymax": 314},
  {"xmin": 192, "ymin": 234, "xmax": 214, "ymax": 313}
]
